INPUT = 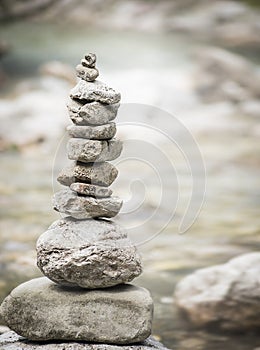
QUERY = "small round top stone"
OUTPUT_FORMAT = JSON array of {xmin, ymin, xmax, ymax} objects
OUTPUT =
[{"xmin": 82, "ymin": 53, "xmax": 96, "ymax": 67}]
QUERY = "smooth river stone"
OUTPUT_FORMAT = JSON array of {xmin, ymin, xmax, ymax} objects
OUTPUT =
[
  {"xmin": 76, "ymin": 64, "xmax": 99, "ymax": 82},
  {"xmin": 70, "ymin": 182, "xmax": 113, "ymax": 198},
  {"xmin": 67, "ymin": 99, "xmax": 120, "ymax": 125},
  {"xmin": 53, "ymin": 188, "xmax": 122, "ymax": 219},
  {"xmin": 70, "ymin": 80, "xmax": 121, "ymax": 104},
  {"xmin": 0, "ymin": 277, "xmax": 152, "ymax": 343},
  {"xmin": 174, "ymin": 252, "xmax": 260, "ymax": 331},
  {"xmin": 67, "ymin": 123, "xmax": 116, "ymax": 140},
  {"xmin": 36, "ymin": 217, "xmax": 142, "ymax": 288},
  {"xmin": 67, "ymin": 138, "xmax": 122, "ymax": 163},
  {"xmin": 57, "ymin": 162, "xmax": 118, "ymax": 187},
  {"xmin": 0, "ymin": 332, "xmax": 170, "ymax": 350}
]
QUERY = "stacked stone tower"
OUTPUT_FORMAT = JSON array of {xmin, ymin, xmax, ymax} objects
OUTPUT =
[{"xmin": 0, "ymin": 54, "xmax": 155, "ymax": 346}]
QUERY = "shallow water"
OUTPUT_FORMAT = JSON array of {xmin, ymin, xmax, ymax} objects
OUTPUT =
[{"xmin": 0, "ymin": 22, "xmax": 260, "ymax": 349}]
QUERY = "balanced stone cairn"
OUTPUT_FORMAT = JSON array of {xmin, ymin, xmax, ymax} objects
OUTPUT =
[{"xmin": 0, "ymin": 54, "xmax": 167, "ymax": 350}]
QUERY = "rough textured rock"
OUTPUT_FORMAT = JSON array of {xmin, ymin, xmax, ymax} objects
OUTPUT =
[
  {"xmin": 36, "ymin": 217, "xmax": 142, "ymax": 288},
  {"xmin": 82, "ymin": 53, "xmax": 96, "ymax": 68},
  {"xmin": 53, "ymin": 188, "xmax": 122, "ymax": 219},
  {"xmin": 76, "ymin": 64, "xmax": 99, "ymax": 82},
  {"xmin": 174, "ymin": 252, "xmax": 260, "ymax": 331},
  {"xmin": 70, "ymin": 182, "xmax": 113, "ymax": 198},
  {"xmin": 0, "ymin": 278, "xmax": 152, "ymax": 343},
  {"xmin": 70, "ymin": 80, "xmax": 121, "ymax": 104},
  {"xmin": 67, "ymin": 99, "xmax": 120, "ymax": 125},
  {"xmin": 67, "ymin": 123, "xmax": 116, "ymax": 140},
  {"xmin": 67, "ymin": 138, "xmax": 122, "ymax": 163},
  {"xmin": 0, "ymin": 332, "xmax": 169, "ymax": 350},
  {"xmin": 57, "ymin": 162, "xmax": 118, "ymax": 187}
]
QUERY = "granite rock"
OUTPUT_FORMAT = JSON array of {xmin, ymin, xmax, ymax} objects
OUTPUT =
[
  {"xmin": 70, "ymin": 182, "xmax": 113, "ymax": 198},
  {"xmin": 67, "ymin": 99, "xmax": 120, "ymax": 125},
  {"xmin": 67, "ymin": 123, "xmax": 116, "ymax": 140},
  {"xmin": 70, "ymin": 80, "xmax": 121, "ymax": 104},
  {"xmin": 67, "ymin": 138, "xmax": 122, "ymax": 163},
  {"xmin": 57, "ymin": 162, "xmax": 118, "ymax": 187},
  {"xmin": 53, "ymin": 188, "xmax": 122, "ymax": 219},
  {"xmin": 0, "ymin": 278, "xmax": 152, "ymax": 343},
  {"xmin": 0, "ymin": 332, "xmax": 169, "ymax": 350},
  {"xmin": 175, "ymin": 252, "xmax": 260, "ymax": 330},
  {"xmin": 76, "ymin": 64, "xmax": 99, "ymax": 82},
  {"xmin": 36, "ymin": 217, "xmax": 142, "ymax": 288}
]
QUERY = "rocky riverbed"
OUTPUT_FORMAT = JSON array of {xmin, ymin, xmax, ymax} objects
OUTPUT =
[{"xmin": 0, "ymin": 11, "xmax": 260, "ymax": 350}]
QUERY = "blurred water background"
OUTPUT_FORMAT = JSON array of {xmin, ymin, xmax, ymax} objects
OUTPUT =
[{"xmin": 0, "ymin": 1, "xmax": 260, "ymax": 349}]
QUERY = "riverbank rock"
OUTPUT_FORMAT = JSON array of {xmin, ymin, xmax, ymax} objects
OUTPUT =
[
  {"xmin": 37, "ymin": 217, "xmax": 142, "ymax": 288},
  {"xmin": 53, "ymin": 188, "xmax": 122, "ymax": 219},
  {"xmin": 0, "ymin": 277, "xmax": 153, "ymax": 343},
  {"xmin": 0, "ymin": 332, "xmax": 169, "ymax": 350},
  {"xmin": 174, "ymin": 252, "xmax": 260, "ymax": 331},
  {"xmin": 194, "ymin": 47, "xmax": 260, "ymax": 103}
]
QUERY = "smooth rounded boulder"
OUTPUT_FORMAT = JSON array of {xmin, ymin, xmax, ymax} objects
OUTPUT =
[
  {"xmin": 0, "ymin": 277, "xmax": 153, "ymax": 343},
  {"xmin": 174, "ymin": 253, "xmax": 260, "ymax": 331}
]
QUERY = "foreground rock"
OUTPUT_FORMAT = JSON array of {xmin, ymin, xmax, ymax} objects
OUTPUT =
[
  {"xmin": 0, "ymin": 278, "xmax": 153, "ymax": 343},
  {"xmin": 37, "ymin": 217, "xmax": 142, "ymax": 288},
  {"xmin": 53, "ymin": 188, "xmax": 122, "ymax": 219},
  {"xmin": 174, "ymin": 252, "xmax": 260, "ymax": 331},
  {"xmin": 0, "ymin": 332, "xmax": 169, "ymax": 350},
  {"xmin": 57, "ymin": 162, "xmax": 118, "ymax": 187}
]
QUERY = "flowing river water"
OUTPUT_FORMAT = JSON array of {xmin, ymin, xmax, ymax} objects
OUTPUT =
[{"xmin": 0, "ymin": 22, "xmax": 260, "ymax": 349}]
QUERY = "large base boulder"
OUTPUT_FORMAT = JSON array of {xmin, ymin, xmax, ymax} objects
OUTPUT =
[
  {"xmin": 0, "ymin": 278, "xmax": 153, "ymax": 344},
  {"xmin": 0, "ymin": 332, "xmax": 169, "ymax": 350},
  {"xmin": 174, "ymin": 253, "xmax": 260, "ymax": 331}
]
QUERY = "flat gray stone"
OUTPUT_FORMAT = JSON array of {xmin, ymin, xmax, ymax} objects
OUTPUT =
[
  {"xmin": 67, "ymin": 123, "xmax": 116, "ymax": 140},
  {"xmin": 0, "ymin": 332, "xmax": 169, "ymax": 350},
  {"xmin": 175, "ymin": 252, "xmax": 260, "ymax": 330},
  {"xmin": 67, "ymin": 138, "xmax": 122, "ymax": 163},
  {"xmin": 0, "ymin": 278, "xmax": 153, "ymax": 343},
  {"xmin": 36, "ymin": 217, "xmax": 142, "ymax": 288},
  {"xmin": 57, "ymin": 162, "xmax": 118, "ymax": 187},
  {"xmin": 70, "ymin": 80, "xmax": 121, "ymax": 104},
  {"xmin": 76, "ymin": 64, "xmax": 99, "ymax": 82},
  {"xmin": 53, "ymin": 188, "xmax": 122, "ymax": 219},
  {"xmin": 70, "ymin": 182, "xmax": 113, "ymax": 198},
  {"xmin": 67, "ymin": 99, "xmax": 120, "ymax": 125}
]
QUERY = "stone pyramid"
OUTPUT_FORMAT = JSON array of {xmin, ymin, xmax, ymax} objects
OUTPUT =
[{"xmin": 0, "ymin": 54, "xmax": 164, "ymax": 348}]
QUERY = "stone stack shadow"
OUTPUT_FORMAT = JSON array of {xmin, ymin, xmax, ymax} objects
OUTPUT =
[{"xmin": 0, "ymin": 54, "xmax": 155, "ymax": 347}]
